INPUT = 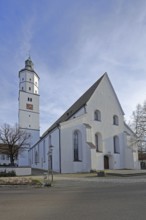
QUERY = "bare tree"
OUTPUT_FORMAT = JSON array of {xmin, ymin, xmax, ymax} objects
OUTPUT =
[
  {"xmin": 129, "ymin": 102, "xmax": 146, "ymax": 154},
  {"xmin": 0, "ymin": 123, "xmax": 30, "ymax": 166}
]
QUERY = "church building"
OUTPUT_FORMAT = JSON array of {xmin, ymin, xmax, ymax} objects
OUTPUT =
[{"xmin": 17, "ymin": 58, "xmax": 139, "ymax": 173}]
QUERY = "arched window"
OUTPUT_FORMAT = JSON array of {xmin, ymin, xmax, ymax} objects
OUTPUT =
[
  {"xmin": 113, "ymin": 135, "xmax": 120, "ymax": 153},
  {"xmin": 95, "ymin": 133, "xmax": 103, "ymax": 152},
  {"xmin": 94, "ymin": 110, "xmax": 101, "ymax": 121},
  {"xmin": 113, "ymin": 115, "xmax": 119, "ymax": 125},
  {"xmin": 73, "ymin": 130, "xmax": 82, "ymax": 161}
]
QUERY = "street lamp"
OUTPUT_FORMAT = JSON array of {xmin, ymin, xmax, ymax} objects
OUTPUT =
[
  {"xmin": 48, "ymin": 145, "xmax": 54, "ymax": 183},
  {"xmin": 43, "ymin": 145, "xmax": 54, "ymax": 186}
]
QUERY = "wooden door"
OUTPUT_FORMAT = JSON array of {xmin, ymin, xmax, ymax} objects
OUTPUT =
[{"xmin": 104, "ymin": 156, "xmax": 109, "ymax": 169}]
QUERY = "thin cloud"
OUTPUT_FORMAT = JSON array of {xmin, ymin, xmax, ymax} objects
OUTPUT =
[{"xmin": 19, "ymin": 13, "xmax": 37, "ymax": 58}]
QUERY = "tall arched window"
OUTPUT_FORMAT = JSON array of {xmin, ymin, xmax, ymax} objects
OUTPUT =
[
  {"xmin": 94, "ymin": 110, "xmax": 101, "ymax": 121},
  {"xmin": 113, "ymin": 115, "xmax": 119, "ymax": 125},
  {"xmin": 73, "ymin": 130, "xmax": 82, "ymax": 161},
  {"xmin": 95, "ymin": 132, "xmax": 103, "ymax": 152},
  {"xmin": 113, "ymin": 135, "xmax": 120, "ymax": 153}
]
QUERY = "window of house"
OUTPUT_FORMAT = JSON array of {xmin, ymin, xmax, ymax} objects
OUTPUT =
[
  {"xmin": 1, "ymin": 154, "xmax": 5, "ymax": 160},
  {"xmin": 113, "ymin": 115, "xmax": 119, "ymax": 125},
  {"xmin": 22, "ymin": 87, "xmax": 24, "ymax": 90},
  {"xmin": 29, "ymin": 78, "xmax": 31, "ymax": 81},
  {"xmin": 29, "ymin": 87, "xmax": 31, "ymax": 91},
  {"xmin": 94, "ymin": 110, "xmax": 101, "ymax": 121},
  {"xmin": 95, "ymin": 133, "xmax": 103, "ymax": 152},
  {"xmin": 73, "ymin": 130, "xmax": 82, "ymax": 161},
  {"xmin": 113, "ymin": 135, "xmax": 120, "ymax": 153}
]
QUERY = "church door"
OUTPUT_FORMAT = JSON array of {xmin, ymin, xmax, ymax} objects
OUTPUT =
[{"xmin": 104, "ymin": 156, "xmax": 109, "ymax": 169}]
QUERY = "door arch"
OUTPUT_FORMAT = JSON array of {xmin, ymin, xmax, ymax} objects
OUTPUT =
[{"xmin": 104, "ymin": 155, "xmax": 109, "ymax": 169}]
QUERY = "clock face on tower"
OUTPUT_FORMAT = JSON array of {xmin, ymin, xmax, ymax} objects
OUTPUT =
[{"xmin": 26, "ymin": 103, "xmax": 33, "ymax": 110}]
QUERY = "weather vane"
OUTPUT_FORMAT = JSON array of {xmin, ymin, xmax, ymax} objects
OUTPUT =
[{"xmin": 27, "ymin": 50, "xmax": 31, "ymax": 59}]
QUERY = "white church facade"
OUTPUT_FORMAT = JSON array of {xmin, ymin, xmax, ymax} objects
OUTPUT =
[{"xmin": 16, "ymin": 58, "xmax": 139, "ymax": 173}]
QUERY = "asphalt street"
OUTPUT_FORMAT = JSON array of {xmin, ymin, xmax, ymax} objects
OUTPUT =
[{"xmin": 0, "ymin": 177, "xmax": 146, "ymax": 220}]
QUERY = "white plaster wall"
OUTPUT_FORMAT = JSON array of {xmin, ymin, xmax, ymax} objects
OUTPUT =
[
  {"xmin": 113, "ymin": 154, "xmax": 121, "ymax": 169},
  {"xmin": 34, "ymin": 75, "xmax": 39, "ymax": 94},
  {"xmin": 69, "ymin": 107, "xmax": 85, "ymax": 120},
  {"xmin": 30, "ymin": 130, "xmax": 40, "ymax": 145},
  {"xmin": 19, "ymin": 71, "xmax": 26, "ymax": 91},
  {"xmin": 0, "ymin": 167, "xmax": 31, "ymax": 176},
  {"xmin": 30, "ymin": 128, "xmax": 60, "ymax": 173},
  {"xmin": 25, "ymin": 71, "xmax": 34, "ymax": 82},
  {"xmin": 48, "ymin": 128, "xmax": 60, "ymax": 173},
  {"xmin": 19, "ymin": 111, "xmax": 39, "ymax": 129},
  {"xmin": 19, "ymin": 70, "xmax": 39, "ymax": 94},
  {"xmin": 19, "ymin": 92, "xmax": 39, "ymax": 113},
  {"xmin": 18, "ymin": 150, "xmax": 29, "ymax": 166},
  {"xmin": 19, "ymin": 71, "xmax": 26, "ymax": 81},
  {"xmin": 91, "ymin": 150, "xmax": 104, "ymax": 170},
  {"xmin": 59, "ymin": 115, "xmax": 91, "ymax": 173},
  {"xmin": 83, "ymin": 75, "xmax": 133, "ymax": 170}
]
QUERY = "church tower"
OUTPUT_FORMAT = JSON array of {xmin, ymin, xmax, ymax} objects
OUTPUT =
[{"xmin": 18, "ymin": 57, "xmax": 40, "ymax": 166}]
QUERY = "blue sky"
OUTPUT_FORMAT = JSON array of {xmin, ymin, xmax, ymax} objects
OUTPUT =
[{"xmin": 1, "ymin": 0, "xmax": 146, "ymax": 134}]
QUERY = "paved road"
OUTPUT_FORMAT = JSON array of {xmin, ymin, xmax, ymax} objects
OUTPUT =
[{"xmin": 0, "ymin": 177, "xmax": 146, "ymax": 220}]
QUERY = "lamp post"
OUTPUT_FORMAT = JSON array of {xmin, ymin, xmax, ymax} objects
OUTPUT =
[{"xmin": 47, "ymin": 145, "xmax": 53, "ymax": 184}]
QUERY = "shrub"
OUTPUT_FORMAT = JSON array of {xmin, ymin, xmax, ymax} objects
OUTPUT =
[
  {"xmin": 0, "ymin": 170, "xmax": 16, "ymax": 177},
  {"xmin": 97, "ymin": 171, "xmax": 105, "ymax": 177}
]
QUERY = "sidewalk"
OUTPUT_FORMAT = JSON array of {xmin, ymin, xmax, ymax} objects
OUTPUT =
[
  {"xmin": 105, "ymin": 169, "xmax": 146, "ymax": 177},
  {"xmin": 32, "ymin": 168, "xmax": 146, "ymax": 178}
]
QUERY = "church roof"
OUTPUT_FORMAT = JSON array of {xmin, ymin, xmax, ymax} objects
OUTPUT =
[{"xmin": 41, "ymin": 73, "xmax": 106, "ymax": 138}]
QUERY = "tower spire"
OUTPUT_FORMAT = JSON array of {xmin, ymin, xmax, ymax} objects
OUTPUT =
[{"xmin": 25, "ymin": 56, "xmax": 34, "ymax": 70}]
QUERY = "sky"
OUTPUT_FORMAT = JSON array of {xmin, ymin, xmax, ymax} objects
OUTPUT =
[{"xmin": 1, "ymin": 0, "xmax": 146, "ymax": 135}]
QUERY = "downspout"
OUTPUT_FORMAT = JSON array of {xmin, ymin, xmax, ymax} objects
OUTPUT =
[{"xmin": 57, "ymin": 124, "xmax": 61, "ymax": 173}]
